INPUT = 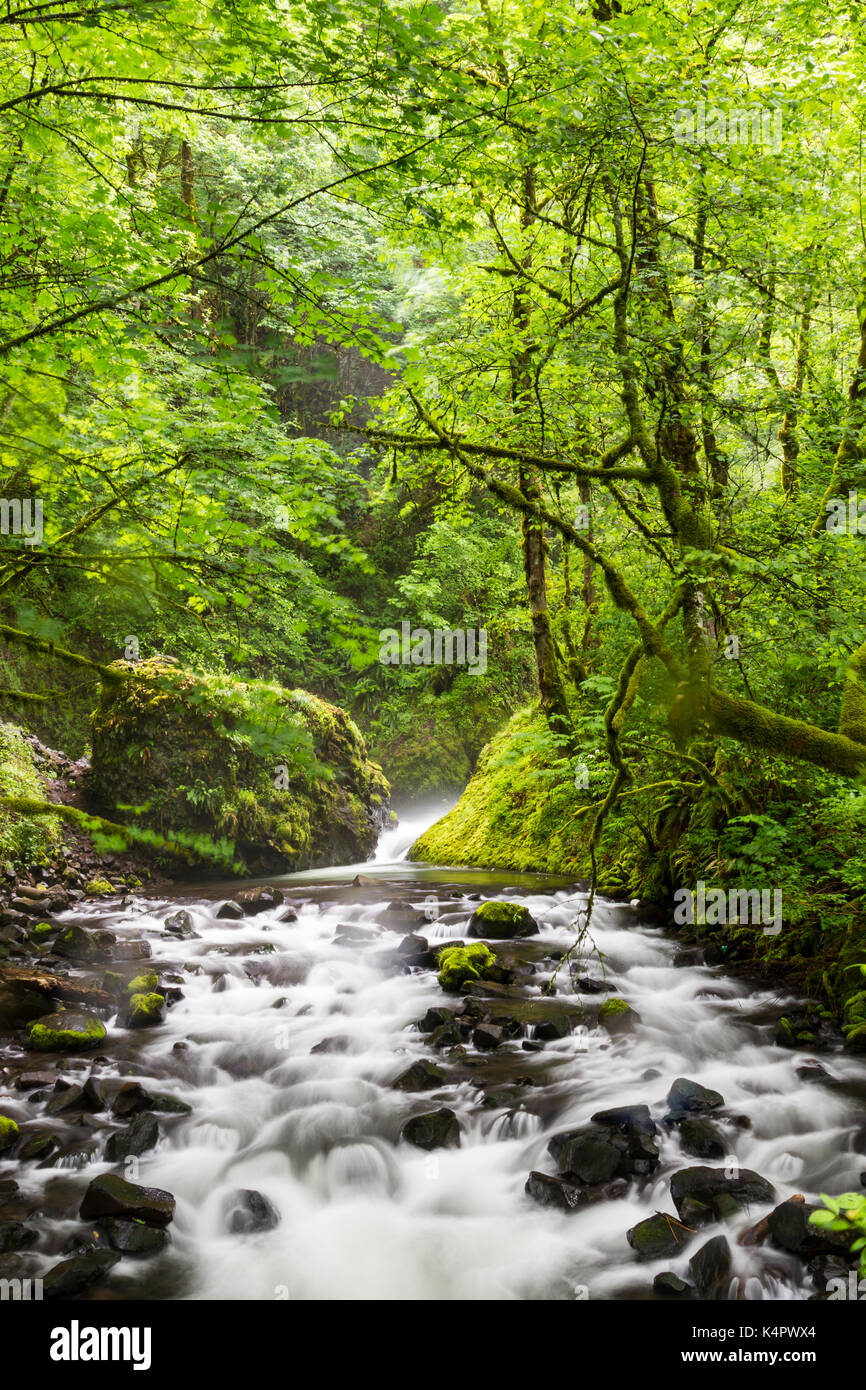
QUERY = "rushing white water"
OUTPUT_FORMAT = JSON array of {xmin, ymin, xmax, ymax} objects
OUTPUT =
[
  {"xmin": 3, "ymin": 820, "xmax": 865, "ymax": 1302},
  {"xmin": 373, "ymin": 801, "xmax": 456, "ymax": 863}
]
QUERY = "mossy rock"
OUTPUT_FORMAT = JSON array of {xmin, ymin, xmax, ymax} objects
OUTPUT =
[
  {"xmin": 0, "ymin": 1116, "xmax": 19, "ymax": 1152},
  {"xmin": 27, "ymin": 1009, "xmax": 107, "ymax": 1052},
  {"xmin": 0, "ymin": 722, "xmax": 62, "ymax": 868},
  {"xmin": 599, "ymin": 998, "xmax": 638, "ymax": 1034},
  {"xmin": 127, "ymin": 973, "xmax": 158, "ymax": 996},
  {"xmin": 124, "ymin": 992, "xmax": 164, "ymax": 1028},
  {"xmin": 844, "ymin": 1023, "xmax": 866, "ymax": 1053},
  {"xmin": 84, "ymin": 879, "xmax": 115, "ymax": 897},
  {"xmin": 88, "ymin": 658, "xmax": 390, "ymax": 875},
  {"xmin": 467, "ymin": 900, "xmax": 539, "ymax": 939},
  {"xmin": 437, "ymin": 943, "xmax": 495, "ymax": 993},
  {"xmin": 29, "ymin": 922, "xmax": 54, "ymax": 940}
]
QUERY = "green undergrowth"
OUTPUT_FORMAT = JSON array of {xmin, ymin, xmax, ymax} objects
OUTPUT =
[
  {"xmin": 0, "ymin": 721, "xmax": 62, "ymax": 867},
  {"xmin": 412, "ymin": 703, "xmax": 866, "ymax": 1024}
]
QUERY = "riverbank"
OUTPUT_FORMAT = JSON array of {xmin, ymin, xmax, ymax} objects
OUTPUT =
[{"xmin": 411, "ymin": 706, "xmax": 866, "ymax": 1047}]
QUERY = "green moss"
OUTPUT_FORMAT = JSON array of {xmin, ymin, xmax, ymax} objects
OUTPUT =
[
  {"xmin": 84, "ymin": 878, "xmax": 114, "ymax": 896},
  {"xmin": 411, "ymin": 705, "xmax": 631, "ymax": 887},
  {"xmin": 101, "ymin": 971, "xmax": 126, "ymax": 996},
  {"xmin": 127, "ymin": 973, "xmax": 158, "ymax": 996},
  {"xmin": 88, "ymin": 658, "xmax": 390, "ymax": 875},
  {"xmin": 125, "ymin": 992, "xmax": 164, "ymax": 1027},
  {"xmin": 0, "ymin": 1115, "xmax": 19, "ymax": 1151},
  {"xmin": 30, "ymin": 921, "xmax": 54, "ymax": 938},
  {"xmin": 600, "ymin": 998, "xmax": 631, "ymax": 1017},
  {"xmin": 27, "ymin": 1012, "xmax": 107, "ymax": 1051},
  {"xmin": 0, "ymin": 721, "xmax": 62, "ymax": 868},
  {"xmin": 437, "ymin": 942, "xmax": 496, "ymax": 993}
]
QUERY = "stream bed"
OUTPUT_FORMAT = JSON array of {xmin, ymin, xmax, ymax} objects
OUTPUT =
[{"xmin": 1, "ymin": 811, "xmax": 865, "ymax": 1301}]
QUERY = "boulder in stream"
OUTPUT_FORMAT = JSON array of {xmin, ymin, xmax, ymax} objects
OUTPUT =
[
  {"xmin": 468, "ymin": 901, "xmax": 539, "ymax": 939},
  {"xmin": 401, "ymin": 1108, "xmax": 461, "ymax": 1151},
  {"xmin": 80, "ymin": 1173, "xmax": 175, "ymax": 1227}
]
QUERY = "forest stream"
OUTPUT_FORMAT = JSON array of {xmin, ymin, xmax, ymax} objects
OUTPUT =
[{"xmin": 2, "ymin": 807, "xmax": 863, "ymax": 1303}]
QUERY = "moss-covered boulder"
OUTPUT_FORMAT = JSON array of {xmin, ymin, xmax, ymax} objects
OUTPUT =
[
  {"xmin": 84, "ymin": 878, "xmax": 115, "ymax": 897},
  {"xmin": 468, "ymin": 900, "xmax": 539, "ymax": 939},
  {"xmin": 124, "ymin": 992, "xmax": 164, "ymax": 1029},
  {"xmin": 437, "ymin": 942, "xmax": 495, "ymax": 992},
  {"xmin": 0, "ymin": 1115, "xmax": 19, "ymax": 1152},
  {"xmin": 599, "ymin": 998, "xmax": 638, "ymax": 1034},
  {"xmin": 26, "ymin": 1009, "xmax": 107, "ymax": 1052},
  {"xmin": 88, "ymin": 657, "xmax": 390, "ymax": 874},
  {"xmin": 0, "ymin": 722, "xmax": 62, "ymax": 868}
]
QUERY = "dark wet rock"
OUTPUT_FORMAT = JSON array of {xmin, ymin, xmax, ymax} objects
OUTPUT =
[
  {"xmin": 575, "ymin": 976, "xmax": 614, "ymax": 993},
  {"xmin": 525, "ymin": 1171, "xmax": 584, "ymax": 1212},
  {"xmin": 534, "ymin": 1016, "xmax": 571, "ymax": 1041},
  {"xmin": 18, "ymin": 1131, "xmax": 60, "ymax": 1162},
  {"xmin": 216, "ymin": 901, "xmax": 245, "ymax": 920},
  {"xmin": 628, "ymin": 1212, "xmax": 694, "ymax": 1261},
  {"xmin": 45, "ymin": 1076, "xmax": 102, "ymax": 1115},
  {"xmin": 689, "ymin": 1234, "xmax": 733, "ymax": 1299},
  {"xmin": 642, "ymin": 1067, "xmax": 662, "ymax": 1081},
  {"xmin": 401, "ymin": 1108, "xmax": 460, "ymax": 1151},
  {"xmin": 592, "ymin": 1104, "xmax": 657, "ymax": 1137},
  {"xmin": 654, "ymin": 1271, "xmax": 692, "ymax": 1297},
  {"xmin": 0, "ymin": 1220, "xmax": 38, "ymax": 1252},
  {"xmin": 224, "ymin": 1188, "xmax": 280, "ymax": 1234},
  {"xmin": 93, "ymin": 1217, "xmax": 168, "ymax": 1256},
  {"xmin": 418, "ymin": 1006, "xmax": 457, "ymax": 1033},
  {"xmin": 473, "ymin": 1022, "xmax": 506, "ymax": 1050},
  {"xmin": 111, "ymin": 939, "xmax": 151, "ymax": 961},
  {"xmin": 673, "ymin": 949, "xmax": 703, "ymax": 968},
  {"xmin": 53, "ymin": 924, "xmax": 100, "ymax": 963},
  {"xmin": 808, "ymin": 1253, "xmax": 853, "ymax": 1291},
  {"xmin": 467, "ymin": 901, "xmax": 539, "ymax": 939},
  {"xmin": 105, "ymin": 1113, "xmax": 159, "ymax": 1162},
  {"xmin": 768, "ymin": 1195, "xmax": 856, "ymax": 1257},
  {"xmin": 702, "ymin": 943, "xmax": 726, "ymax": 966},
  {"xmin": 396, "ymin": 933, "xmax": 428, "ymax": 955},
  {"xmin": 164, "ymin": 909, "xmax": 198, "ymax": 938},
  {"xmin": 429, "ymin": 1022, "xmax": 467, "ymax": 1050},
  {"xmin": 80, "ymin": 1173, "xmax": 175, "ymax": 1227},
  {"xmin": 393, "ymin": 1059, "xmax": 446, "ymax": 1091},
  {"xmin": 12, "ymin": 1069, "xmax": 55, "ymax": 1091},
  {"xmin": 670, "ymin": 1166, "xmax": 775, "ymax": 1220},
  {"xmin": 549, "ymin": 1127, "xmax": 623, "ymax": 1184},
  {"xmin": 110, "ymin": 1081, "xmax": 151, "ymax": 1117},
  {"xmin": 667, "ymin": 1077, "xmax": 724, "ymax": 1115},
  {"xmin": 43, "ymin": 1249, "xmax": 120, "ymax": 1299},
  {"xmin": 679, "ymin": 1196, "xmax": 715, "ymax": 1227},
  {"xmin": 237, "ymin": 887, "xmax": 284, "ymax": 916},
  {"xmin": 677, "ymin": 1115, "xmax": 728, "ymax": 1159}
]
